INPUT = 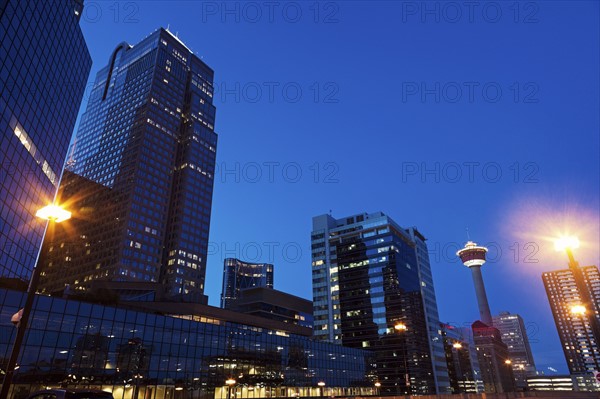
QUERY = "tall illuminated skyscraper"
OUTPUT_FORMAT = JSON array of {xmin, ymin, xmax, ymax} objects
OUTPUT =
[
  {"xmin": 543, "ymin": 265, "xmax": 600, "ymax": 374},
  {"xmin": 0, "ymin": 0, "xmax": 91, "ymax": 281},
  {"xmin": 39, "ymin": 28, "xmax": 218, "ymax": 303},
  {"xmin": 311, "ymin": 212, "xmax": 450, "ymax": 395}
]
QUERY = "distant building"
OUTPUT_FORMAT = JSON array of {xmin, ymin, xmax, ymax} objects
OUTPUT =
[
  {"xmin": 441, "ymin": 323, "xmax": 483, "ymax": 393},
  {"xmin": 228, "ymin": 287, "xmax": 313, "ymax": 328},
  {"xmin": 493, "ymin": 311, "xmax": 536, "ymax": 390},
  {"xmin": 0, "ymin": 0, "xmax": 91, "ymax": 280},
  {"xmin": 527, "ymin": 374, "xmax": 600, "ymax": 392},
  {"xmin": 221, "ymin": 258, "xmax": 273, "ymax": 309},
  {"xmin": 542, "ymin": 265, "xmax": 600, "ymax": 375},
  {"xmin": 311, "ymin": 212, "xmax": 449, "ymax": 395},
  {"xmin": 472, "ymin": 321, "xmax": 515, "ymax": 393}
]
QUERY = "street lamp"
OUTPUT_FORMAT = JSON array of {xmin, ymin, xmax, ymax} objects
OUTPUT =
[
  {"xmin": 317, "ymin": 381, "xmax": 325, "ymax": 397},
  {"xmin": 554, "ymin": 235, "xmax": 600, "ymax": 361},
  {"xmin": 452, "ymin": 342, "xmax": 463, "ymax": 349},
  {"xmin": 0, "ymin": 203, "xmax": 71, "ymax": 399},
  {"xmin": 504, "ymin": 359, "xmax": 515, "ymax": 392},
  {"xmin": 394, "ymin": 322, "xmax": 410, "ymax": 394},
  {"xmin": 35, "ymin": 204, "xmax": 71, "ymax": 223},
  {"xmin": 225, "ymin": 378, "xmax": 236, "ymax": 399},
  {"xmin": 571, "ymin": 305, "xmax": 587, "ymax": 315}
]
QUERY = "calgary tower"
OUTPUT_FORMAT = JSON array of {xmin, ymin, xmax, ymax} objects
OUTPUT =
[{"xmin": 457, "ymin": 241, "xmax": 493, "ymax": 326}]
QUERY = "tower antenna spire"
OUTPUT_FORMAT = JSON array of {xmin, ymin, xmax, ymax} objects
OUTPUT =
[{"xmin": 466, "ymin": 227, "xmax": 470, "ymax": 241}]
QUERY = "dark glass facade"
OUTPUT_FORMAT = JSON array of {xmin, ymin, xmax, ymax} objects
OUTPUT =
[
  {"xmin": 38, "ymin": 170, "xmax": 119, "ymax": 296},
  {"xmin": 0, "ymin": 0, "xmax": 91, "ymax": 280},
  {"xmin": 311, "ymin": 212, "xmax": 449, "ymax": 395},
  {"xmin": 0, "ymin": 288, "xmax": 374, "ymax": 399},
  {"xmin": 42, "ymin": 28, "xmax": 218, "ymax": 302},
  {"xmin": 228, "ymin": 287, "xmax": 313, "ymax": 328},
  {"xmin": 440, "ymin": 323, "xmax": 482, "ymax": 393},
  {"xmin": 221, "ymin": 259, "xmax": 274, "ymax": 309}
]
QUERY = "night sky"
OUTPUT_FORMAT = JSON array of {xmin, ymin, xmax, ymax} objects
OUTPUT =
[{"xmin": 73, "ymin": 1, "xmax": 599, "ymax": 374}]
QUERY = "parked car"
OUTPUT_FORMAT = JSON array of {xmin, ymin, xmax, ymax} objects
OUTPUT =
[{"xmin": 27, "ymin": 389, "xmax": 114, "ymax": 399}]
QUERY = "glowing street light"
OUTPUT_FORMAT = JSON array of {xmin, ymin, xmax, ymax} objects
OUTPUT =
[
  {"xmin": 0, "ymin": 202, "xmax": 72, "ymax": 399},
  {"xmin": 226, "ymin": 378, "xmax": 236, "ymax": 399},
  {"xmin": 374, "ymin": 382, "xmax": 381, "ymax": 388},
  {"xmin": 393, "ymin": 322, "xmax": 410, "ymax": 394},
  {"xmin": 571, "ymin": 305, "xmax": 587, "ymax": 315},
  {"xmin": 452, "ymin": 342, "xmax": 463, "ymax": 349},
  {"xmin": 553, "ymin": 236, "xmax": 580, "ymax": 252},
  {"xmin": 317, "ymin": 381, "xmax": 325, "ymax": 397},
  {"xmin": 552, "ymin": 234, "xmax": 600, "ymax": 358},
  {"xmin": 504, "ymin": 359, "xmax": 512, "ymax": 365},
  {"xmin": 35, "ymin": 204, "xmax": 71, "ymax": 222}
]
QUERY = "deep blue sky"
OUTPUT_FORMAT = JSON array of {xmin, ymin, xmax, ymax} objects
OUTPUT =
[{"xmin": 75, "ymin": 1, "xmax": 599, "ymax": 374}]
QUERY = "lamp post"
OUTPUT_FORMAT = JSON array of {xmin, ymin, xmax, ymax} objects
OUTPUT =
[
  {"xmin": 225, "ymin": 378, "xmax": 236, "ymax": 399},
  {"xmin": 504, "ymin": 359, "xmax": 516, "ymax": 392},
  {"xmin": 451, "ymin": 342, "xmax": 464, "ymax": 393},
  {"xmin": 0, "ymin": 204, "xmax": 71, "ymax": 399},
  {"xmin": 554, "ymin": 236, "xmax": 600, "ymax": 364},
  {"xmin": 317, "ymin": 381, "xmax": 325, "ymax": 397},
  {"xmin": 394, "ymin": 322, "xmax": 410, "ymax": 395}
]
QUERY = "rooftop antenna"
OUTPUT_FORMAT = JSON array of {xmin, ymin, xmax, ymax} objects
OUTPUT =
[
  {"xmin": 166, "ymin": 24, "xmax": 170, "ymax": 31},
  {"xmin": 466, "ymin": 227, "xmax": 471, "ymax": 241}
]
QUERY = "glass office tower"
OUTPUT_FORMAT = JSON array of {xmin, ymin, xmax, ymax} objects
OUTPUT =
[
  {"xmin": 221, "ymin": 258, "xmax": 274, "ymax": 309},
  {"xmin": 0, "ymin": 0, "xmax": 91, "ymax": 280},
  {"xmin": 43, "ymin": 28, "xmax": 218, "ymax": 302},
  {"xmin": 311, "ymin": 212, "xmax": 450, "ymax": 395}
]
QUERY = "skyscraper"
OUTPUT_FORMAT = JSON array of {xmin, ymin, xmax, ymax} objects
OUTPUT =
[
  {"xmin": 493, "ymin": 311, "xmax": 536, "ymax": 389},
  {"xmin": 39, "ymin": 28, "xmax": 218, "ymax": 303},
  {"xmin": 0, "ymin": 0, "xmax": 91, "ymax": 280},
  {"xmin": 542, "ymin": 265, "xmax": 600, "ymax": 375},
  {"xmin": 220, "ymin": 258, "xmax": 274, "ymax": 308},
  {"xmin": 311, "ymin": 212, "xmax": 450, "ymax": 395}
]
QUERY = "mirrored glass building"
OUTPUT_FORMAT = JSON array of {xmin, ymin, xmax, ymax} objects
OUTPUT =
[
  {"xmin": 39, "ymin": 28, "xmax": 218, "ymax": 303},
  {"xmin": 311, "ymin": 212, "xmax": 450, "ymax": 395},
  {"xmin": 221, "ymin": 259, "xmax": 274, "ymax": 309},
  {"xmin": 0, "ymin": 288, "xmax": 375, "ymax": 399},
  {"xmin": 0, "ymin": 0, "xmax": 91, "ymax": 281}
]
